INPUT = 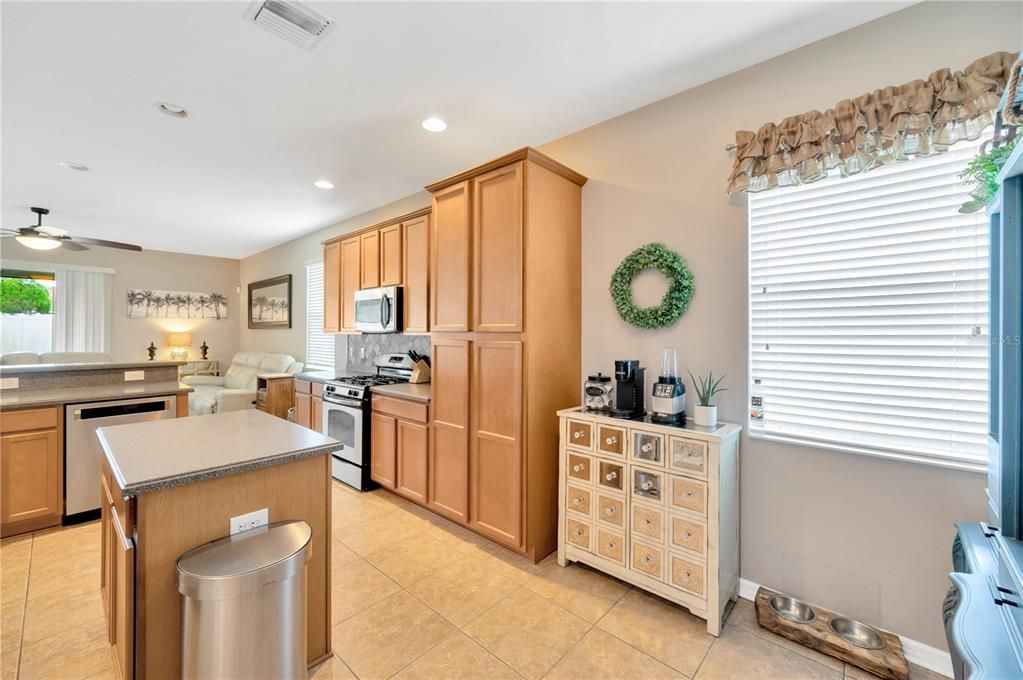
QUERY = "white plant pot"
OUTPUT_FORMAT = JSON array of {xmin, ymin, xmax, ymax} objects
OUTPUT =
[{"xmin": 693, "ymin": 405, "xmax": 718, "ymax": 428}]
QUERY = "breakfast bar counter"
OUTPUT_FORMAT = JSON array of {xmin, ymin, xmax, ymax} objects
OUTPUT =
[{"xmin": 96, "ymin": 409, "xmax": 339, "ymax": 679}]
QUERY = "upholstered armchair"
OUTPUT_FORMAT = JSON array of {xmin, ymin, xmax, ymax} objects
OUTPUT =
[{"xmin": 182, "ymin": 351, "xmax": 303, "ymax": 416}]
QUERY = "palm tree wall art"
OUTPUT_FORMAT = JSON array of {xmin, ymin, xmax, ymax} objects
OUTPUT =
[
  {"xmin": 247, "ymin": 274, "xmax": 291, "ymax": 329},
  {"xmin": 126, "ymin": 288, "xmax": 228, "ymax": 319}
]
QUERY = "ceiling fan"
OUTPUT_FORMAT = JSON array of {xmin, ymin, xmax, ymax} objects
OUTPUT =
[{"xmin": 2, "ymin": 207, "xmax": 142, "ymax": 252}]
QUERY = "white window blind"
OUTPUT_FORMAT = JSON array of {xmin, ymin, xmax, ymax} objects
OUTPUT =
[
  {"xmin": 748, "ymin": 139, "xmax": 989, "ymax": 470},
  {"xmin": 305, "ymin": 262, "xmax": 334, "ymax": 371}
]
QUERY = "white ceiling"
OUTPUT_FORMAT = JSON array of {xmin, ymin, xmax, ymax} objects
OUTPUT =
[{"xmin": 2, "ymin": 1, "xmax": 909, "ymax": 259}]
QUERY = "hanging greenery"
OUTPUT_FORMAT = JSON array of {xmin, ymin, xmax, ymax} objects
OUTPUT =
[
  {"xmin": 959, "ymin": 136, "xmax": 1019, "ymax": 213},
  {"xmin": 609, "ymin": 243, "xmax": 694, "ymax": 329}
]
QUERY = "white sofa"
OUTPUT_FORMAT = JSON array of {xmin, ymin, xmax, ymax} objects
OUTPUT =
[
  {"xmin": 182, "ymin": 351, "xmax": 303, "ymax": 416},
  {"xmin": 0, "ymin": 352, "xmax": 113, "ymax": 365}
]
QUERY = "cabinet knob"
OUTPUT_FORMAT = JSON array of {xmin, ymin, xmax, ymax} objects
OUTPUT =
[
  {"xmin": 683, "ymin": 490, "xmax": 693, "ymax": 499},
  {"xmin": 605, "ymin": 471, "xmax": 618, "ymax": 481},
  {"xmin": 572, "ymin": 497, "xmax": 583, "ymax": 506},
  {"xmin": 682, "ymin": 571, "xmax": 692, "ymax": 581},
  {"xmin": 573, "ymin": 431, "xmax": 584, "ymax": 439},
  {"xmin": 641, "ymin": 443, "xmax": 653, "ymax": 453},
  {"xmin": 575, "ymin": 529, "xmax": 583, "ymax": 537},
  {"xmin": 683, "ymin": 530, "xmax": 693, "ymax": 540},
  {"xmin": 572, "ymin": 464, "xmax": 584, "ymax": 472},
  {"xmin": 642, "ymin": 555, "xmax": 652, "ymax": 564},
  {"xmin": 641, "ymin": 480, "xmax": 654, "ymax": 491},
  {"xmin": 604, "ymin": 507, "xmax": 614, "ymax": 516},
  {"xmin": 606, "ymin": 542, "xmax": 615, "ymax": 550},
  {"xmin": 643, "ymin": 518, "xmax": 651, "ymax": 526},
  {"xmin": 605, "ymin": 436, "xmax": 618, "ymax": 445}
]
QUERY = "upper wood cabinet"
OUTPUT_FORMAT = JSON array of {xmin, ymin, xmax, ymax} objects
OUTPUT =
[
  {"xmin": 380, "ymin": 224, "xmax": 403, "ymax": 287},
  {"xmin": 1, "ymin": 406, "xmax": 62, "ymax": 537},
  {"xmin": 340, "ymin": 237, "xmax": 361, "ymax": 332},
  {"xmin": 403, "ymin": 214, "xmax": 430, "ymax": 333},
  {"xmin": 431, "ymin": 181, "xmax": 472, "ymax": 332},
  {"xmin": 473, "ymin": 162, "xmax": 523, "ymax": 332},
  {"xmin": 360, "ymin": 230, "xmax": 380, "ymax": 289},
  {"xmin": 323, "ymin": 241, "xmax": 341, "ymax": 334}
]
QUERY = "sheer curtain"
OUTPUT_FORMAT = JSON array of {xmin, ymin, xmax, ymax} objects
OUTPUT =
[{"xmin": 53, "ymin": 268, "xmax": 112, "ymax": 353}]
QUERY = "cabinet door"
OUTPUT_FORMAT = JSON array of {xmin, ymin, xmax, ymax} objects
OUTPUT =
[
  {"xmin": 1, "ymin": 428, "xmax": 60, "ymax": 527},
  {"xmin": 110, "ymin": 511, "xmax": 135, "ymax": 680},
  {"xmin": 429, "ymin": 338, "xmax": 470, "ymax": 522},
  {"xmin": 340, "ymin": 237, "xmax": 361, "ymax": 331},
  {"xmin": 371, "ymin": 412, "xmax": 397, "ymax": 489},
  {"xmin": 403, "ymin": 215, "xmax": 430, "ymax": 333},
  {"xmin": 380, "ymin": 224, "xmax": 403, "ymax": 287},
  {"xmin": 396, "ymin": 420, "xmax": 428, "ymax": 504},
  {"xmin": 473, "ymin": 162, "xmax": 523, "ymax": 332},
  {"xmin": 469, "ymin": 340, "xmax": 522, "ymax": 548},
  {"xmin": 323, "ymin": 241, "xmax": 341, "ymax": 333},
  {"xmin": 311, "ymin": 395, "xmax": 323, "ymax": 433},
  {"xmin": 294, "ymin": 392, "xmax": 311, "ymax": 429},
  {"xmin": 360, "ymin": 230, "xmax": 380, "ymax": 289},
  {"xmin": 431, "ymin": 182, "xmax": 471, "ymax": 332}
]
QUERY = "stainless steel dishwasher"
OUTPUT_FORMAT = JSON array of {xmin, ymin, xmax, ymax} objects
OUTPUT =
[{"xmin": 65, "ymin": 395, "xmax": 177, "ymax": 517}]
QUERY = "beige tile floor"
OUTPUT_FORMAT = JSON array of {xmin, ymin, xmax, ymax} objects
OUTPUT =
[{"xmin": 0, "ymin": 481, "xmax": 946, "ymax": 680}]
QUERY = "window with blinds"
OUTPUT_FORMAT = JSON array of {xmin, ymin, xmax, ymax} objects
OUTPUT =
[
  {"xmin": 305, "ymin": 261, "xmax": 334, "ymax": 371},
  {"xmin": 748, "ymin": 139, "xmax": 989, "ymax": 470}
]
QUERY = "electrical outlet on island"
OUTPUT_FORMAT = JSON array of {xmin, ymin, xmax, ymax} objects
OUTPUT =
[
  {"xmin": 230, "ymin": 508, "xmax": 269, "ymax": 535},
  {"xmin": 124, "ymin": 370, "xmax": 145, "ymax": 381}
]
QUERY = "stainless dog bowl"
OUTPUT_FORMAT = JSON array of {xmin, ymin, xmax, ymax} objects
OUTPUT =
[
  {"xmin": 829, "ymin": 617, "xmax": 886, "ymax": 650},
  {"xmin": 768, "ymin": 595, "xmax": 817, "ymax": 624}
]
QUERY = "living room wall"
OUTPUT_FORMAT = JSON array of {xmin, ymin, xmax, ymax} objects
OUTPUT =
[
  {"xmin": 537, "ymin": 0, "xmax": 1020, "ymax": 650},
  {"xmin": 3, "ymin": 241, "xmax": 240, "ymax": 363}
]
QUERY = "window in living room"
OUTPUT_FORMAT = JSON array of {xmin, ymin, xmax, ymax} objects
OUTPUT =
[
  {"xmin": 0, "ymin": 269, "xmax": 55, "ymax": 354},
  {"xmin": 305, "ymin": 260, "xmax": 333, "ymax": 371},
  {"xmin": 748, "ymin": 138, "xmax": 989, "ymax": 470}
]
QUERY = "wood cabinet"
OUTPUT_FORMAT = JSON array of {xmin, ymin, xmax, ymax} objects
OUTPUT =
[
  {"xmin": 424, "ymin": 146, "xmax": 586, "ymax": 561},
  {"xmin": 380, "ymin": 223, "xmax": 403, "ymax": 287},
  {"xmin": 371, "ymin": 396, "xmax": 429, "ymax": 502},
  {"xmin": 360, "ymin": 230, "xmax": 380, "ymax": 289},
  {"xmin": 557, "ymin": 409, "xmax": 740, "ymax": 636},
  {"xmin": 403, "ymin": 213, "xmax": 430, "ymax": 333},
  {"xmin": 101, "ymin": 465, "xmax": 135, "ymax": 679},
  {"xmin": 294, "ymin": 379, "xmax": 323, "ymax": 433},
  {"xmin": 255, "ymin": 374, "xmax": 294, "ymax": 420},
  {"xmin": 430, "ymin": 181, "xmax": 472, "ymax": 332},
  {"xmin": 323, "ymin": 240, "xmax": 341, "ymax": 333},
  {"xmin": 1, "ymin": 406, "xmax": 62, "ymax": 537},
  {"xmin": 340, "ymin": 236, "xmax": 361, "ymax": 332},
  {"xmin": 311, "ymin": 383, "xmax": 323, "ymax": 433},
  {"xmin": 370, "ymin": 412, "xmax": 398, "ymax": 489}
]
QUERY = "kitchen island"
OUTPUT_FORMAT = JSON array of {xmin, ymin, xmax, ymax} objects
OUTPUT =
[{"xmin": 97, "ymin": 409, "xmax": 339, "ymax": 679}]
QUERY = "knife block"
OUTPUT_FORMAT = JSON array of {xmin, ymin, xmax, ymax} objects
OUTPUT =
[{"xmin": 410, "ymin": 360, "xmax": 431, "ymax": 384}]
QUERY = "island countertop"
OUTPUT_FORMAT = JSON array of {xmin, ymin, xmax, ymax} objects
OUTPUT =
[{"xmin": 98, "ymin": 408, "xmax": 340, "ymax": 497}]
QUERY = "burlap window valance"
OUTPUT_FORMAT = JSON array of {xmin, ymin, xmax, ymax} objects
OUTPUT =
[{"xmin": 727, "ymin": 51, "xmax": 1017, "ymax": 193}]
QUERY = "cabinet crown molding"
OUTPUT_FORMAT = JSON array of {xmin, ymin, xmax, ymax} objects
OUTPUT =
[
  {"xmin": 322, "ymin": 206, "xmax": 431, "ymax": 246},
  {"xmin": 424, "ymin": 147, "xmax": 588, "ymax": 193}
]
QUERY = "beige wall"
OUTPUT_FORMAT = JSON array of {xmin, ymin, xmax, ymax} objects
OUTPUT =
[
  {"xmin": 536, "ymin": 1, "xmax": 1020, "ymax": 649},
  {"xmin": 2, "ymin": 241, "xmax": 241, "ymax": 363},
  {"xmin": 237, "ymin": 193, "xmax": 429, "ymax": 365}
]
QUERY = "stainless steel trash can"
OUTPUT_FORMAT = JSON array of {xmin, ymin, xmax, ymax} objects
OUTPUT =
[{"xmin": 177, "ymin": 520, "xmax": 312, "ymax": 680}]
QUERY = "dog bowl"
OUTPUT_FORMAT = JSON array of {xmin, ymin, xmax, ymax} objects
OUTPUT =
[
  {"xmin": 768, "ymin": 595, "xmax": 817, "ymax": 624},
  {"xmin": 829, "ymin": 617, "xmax": 886, "ymax": 650}
]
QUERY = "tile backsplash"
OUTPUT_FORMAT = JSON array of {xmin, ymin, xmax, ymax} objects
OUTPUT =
[{"xmin": 346, "ymin": 334, "xmax": 430, "ymax": 372}]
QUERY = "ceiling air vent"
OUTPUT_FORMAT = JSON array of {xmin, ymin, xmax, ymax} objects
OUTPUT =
[{"xmin": 246, "ymin": 0, "xmax": 335, "ymax": 50}]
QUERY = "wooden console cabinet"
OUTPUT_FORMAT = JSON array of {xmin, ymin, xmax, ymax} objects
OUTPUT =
[
  {"xmin": 0, "ymin": 406, "xmax": 62, "ymax": 537},
  {"xmin": 255, "ymin": 373, "xmax": 294, "ymax": 420},
  {"xmin": 427, "ymin": 148, "xmax": 586, "ymax": 561},
  {"xmin": 556, "ymin": 408, "xmax": 741, "ymax": 636}
]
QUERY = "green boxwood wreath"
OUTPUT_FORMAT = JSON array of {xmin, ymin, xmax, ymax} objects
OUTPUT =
[{"xmin": 610, "ymin": 243, "xmax": 694, "ymax": 329}]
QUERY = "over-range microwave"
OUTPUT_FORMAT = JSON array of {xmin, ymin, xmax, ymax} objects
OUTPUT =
[{"xmin": 354, "ymin": 286, "xmax": 402, "ymax": 333}]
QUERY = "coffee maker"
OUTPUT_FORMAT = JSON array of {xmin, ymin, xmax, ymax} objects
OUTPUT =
[
  {"xmin": 651, "ymin": 347, "xmax": 685, "ymax": 424},
  {"xmin": 612, "ymin": 360, "xmax": 646, "ymax": 419}
]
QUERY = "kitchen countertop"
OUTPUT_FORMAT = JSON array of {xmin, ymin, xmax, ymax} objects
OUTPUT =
[
  {"xmin": 98, "ymin": 408, "xmax": 340, "ymax": 497},
  {"xmin": 370, "ymin": 382, "xmax": 431, "ymax": 403},
  {"xmin": 0, "ymin": 360, "xmax": 184, "ymax": 375},
  {"xmin": 294, "ymin": 370, "xmax": 334, "ymax": 384},
  {"xmin": 0, "ymin": 381, "xmax": 194, "ymax": 409}
]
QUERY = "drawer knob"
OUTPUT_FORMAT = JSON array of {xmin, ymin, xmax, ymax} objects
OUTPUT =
[
  {"xmin": 683, "ymin": 530, "xmax": 693, "ymax": 540},
  {"xmin": 573, "ymin": 431, "xmax": 584, "ymax": 439},
  {"xmin": 642, "ymin": 555, "xmax": 652, "ymax": 564},
  {"xmin": 573, "ymin": 497, "xmax": 582, "ymax": 505},
  {"xmin": 605, "ymin": 471, "xmax": 618, "ymax": 481},
  {"xmin": 575, "ymin": 529, "xmax": 583, "ymax": 537},
  {"xmin": 604, "ymin": 507, "xmax": 615, "ymax": 516},
  {"xmin": 606, "ymin": 542, "xmax": 615, "ymax": 550},
  {"xmin": 641, "ymin": 480, "xmax": 654, "ymax": 491},
  {"xmin": 642, "ymin": 518, "xmax": 651, "ymax": 526},
  {"xmin": 683, "ymin": 490, "xmax": 694, "ymax": 499},
  {"xmin": 572, "ymin": 464, "xmax": 584, "ymax": 472},
  {"xmin": 641, "ymin": 443, "xmax": 653, "ymax": 453},
  {"xmin": 683, "ymin": 571, "xmax": 692, "ymax": 581},
  {"xmin": 605, "ymin": 436, "xmax": 618, "ymax": 445}
]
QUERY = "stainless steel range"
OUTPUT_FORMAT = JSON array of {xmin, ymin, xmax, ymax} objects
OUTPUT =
[{"xmin": 322, "ymin": 353, "xmax": 414, "ymax": 490}]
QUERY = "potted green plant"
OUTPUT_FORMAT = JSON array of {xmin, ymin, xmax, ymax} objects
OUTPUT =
[
  {"xmin": 959, "ymin": 136, "xmax": 1019, "ymax": 213},
  {"xmin": 688, "ymin": 370, "xmax": 726, "ymax": 427}
]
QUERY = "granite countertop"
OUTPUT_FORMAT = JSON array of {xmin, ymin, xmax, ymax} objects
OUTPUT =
[
  {"xmin": 98, "ymin": 409, "xmax": 340, "ymax": 497},
  {"xmin": 294, "ymin": 370, "xmax": 334, "ymax": 384},
  {"xmin": 0, "ymin": 360, "xmax": 184, "ymax": 375},
  {"xmin": 0, "ymin": 381, "xmax": 194, "ymax": 409},
  {"xmin": 370, "ymin": 382, "xmax": 431, "ymax": 403}
]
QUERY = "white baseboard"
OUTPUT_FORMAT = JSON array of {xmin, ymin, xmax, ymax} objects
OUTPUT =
[{"xmin": 737, "ymin": 578, "xmax": 953, "ymax": 678}]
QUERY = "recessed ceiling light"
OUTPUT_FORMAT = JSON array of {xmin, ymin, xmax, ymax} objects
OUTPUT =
[
  {"xmin": 157, "ymin": 102, "xmax": 189, "ymax": 118},
  {"xmin": 314, "ymin": 180, "xmax": 335, "ymax": 190},
  {"xmin": 421, "ymin": 117, "xmax": 447, "ymax": 133},
  {"xmin": 57, "ymin": 161, "xmax": 89, "ymax": 172}
]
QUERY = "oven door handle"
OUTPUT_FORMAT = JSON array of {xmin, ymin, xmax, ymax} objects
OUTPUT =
[{"xmin": 324, "ymin": 396, "xmax": 364, "ymax": 408}]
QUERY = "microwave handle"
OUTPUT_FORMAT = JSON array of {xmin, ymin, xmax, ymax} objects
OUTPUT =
[{"xmin": 380, "ymin": 294, "xmax": 391, "ymax": 327}]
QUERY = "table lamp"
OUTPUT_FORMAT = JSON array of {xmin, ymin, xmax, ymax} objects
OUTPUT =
[{"xmin": 167, "ymin": 332, "xmax": 192, "ymax": 361}]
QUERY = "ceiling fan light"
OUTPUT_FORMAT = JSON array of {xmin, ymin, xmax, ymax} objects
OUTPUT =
[{"xmin": 16, "ymin": 235, "xmax": 62, "ymax": 251}]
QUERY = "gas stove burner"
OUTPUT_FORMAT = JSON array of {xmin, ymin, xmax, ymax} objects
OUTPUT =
[{"xmin": 333, "ymin": 374, "xmax": 409, "ymax": 387}]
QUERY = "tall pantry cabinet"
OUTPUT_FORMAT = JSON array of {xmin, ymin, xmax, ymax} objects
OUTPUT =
[{"xmin": 427, "ymin": 148, "xmax": 586, "ymax": 561}]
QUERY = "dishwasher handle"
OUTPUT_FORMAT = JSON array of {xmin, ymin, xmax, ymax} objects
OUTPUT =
[{"xmin": 73, "ymin": 398, "xmax": 173, "ymax": 421}]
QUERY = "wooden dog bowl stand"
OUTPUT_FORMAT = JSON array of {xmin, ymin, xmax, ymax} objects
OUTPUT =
[{"xmin": 754, "ymin": 587, "xmax": 909, "ymax": 680}]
